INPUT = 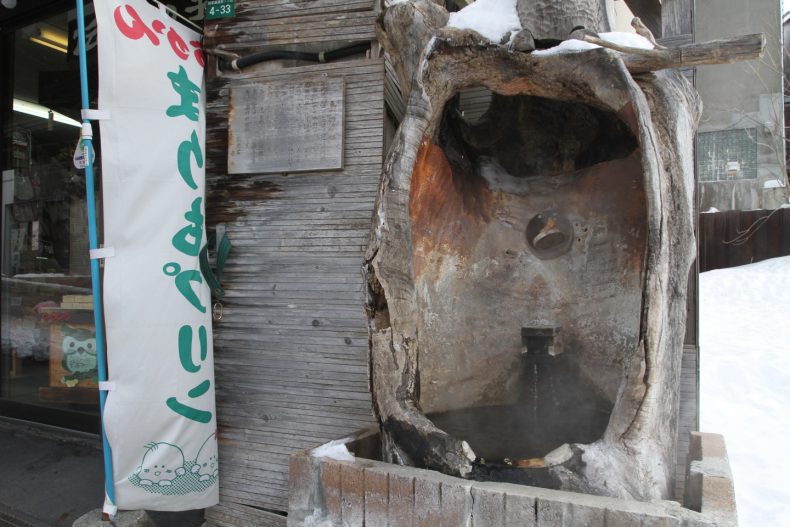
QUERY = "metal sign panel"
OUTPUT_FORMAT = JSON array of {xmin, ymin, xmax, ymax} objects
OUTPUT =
[
  {"xmin": 205, "ymin": 0, "xmax": 235, "ymax": 20},
  {"xmin": 228, "ymin": 78, "xmax": 345, "ymax": 174}
]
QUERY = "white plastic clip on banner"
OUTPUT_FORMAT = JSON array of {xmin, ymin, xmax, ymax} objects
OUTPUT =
[
  {"xmin": 90, "ymin": 247, "xmax": 116, "ymax": 260},
  {"xmin": 102, "ymin": 497, "xmax": 118, "ymax": 518},
  {"xmin": 99, "ymin": 381, "xmax": 116, "ymax": 392},
  {"xmin": 81, "ymin": 109, "xmax": 112, "ymax": 121}
]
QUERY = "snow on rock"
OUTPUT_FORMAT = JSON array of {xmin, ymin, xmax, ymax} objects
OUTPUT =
[
  {"xmin": 532, "ymin": 39, "xmax": 599, "ymax": 56},
  {"xmin": 703, "ymin": 207, "xmax": 720, "ymax": 213},
  {"xmin": 700, "ymin": 256, "xmax": 790, "ymax": 527},
  {"xmin": 533, "ymin": 31, "xmax": 653, "ymax": 56},
  {"xmin": 598, "ymin": 31, "xmax": 654, "ymax": 50},
  {"xmin": 446, "ymin": 0, "xmax": 521, "ymax": 43},
  {"xmin": 310, "ymin": 438, "xmax": 355, "ymax": 462}
]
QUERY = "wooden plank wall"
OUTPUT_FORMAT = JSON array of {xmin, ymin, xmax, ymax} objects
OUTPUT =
[
  {"xmin": 458, "ymin": 86, "xmax": 493, "ymax": 124},
  {"xmin": 676, "ymin": 344, "xmax": 698, "ymax": 501},
  {"xmin": 203, "ymin": 2, "xmax": 381, "ymax": 524},
  {"xmin": 699, "ymin": 208, "xmax": 790, "ymax": 272},
  {"xmin": 205, "ymin": 0, "xmax": 377, "ymax": 51}
]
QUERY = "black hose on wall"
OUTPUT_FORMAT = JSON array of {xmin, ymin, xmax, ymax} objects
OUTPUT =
[{"xmin": 218, "ymin": 42, "xmax": 371, "ymax": 71}]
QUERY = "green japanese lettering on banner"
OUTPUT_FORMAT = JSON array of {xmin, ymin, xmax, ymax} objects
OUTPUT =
[
  {"xmin": 172, "ymin": 197, "xmax": 204, "ymax": 256},
  {"xmin": 166, "ymin": 66, "xmax": 200, "ymax": 121},
  {"xmin": 163, "ymin": 63, "xmax": 212, "ymax": 425},
  {"xmin": 188, "ymin": 380, "xmax": 211, "ymax": 398},
  {"xmin": 166, "ymin": 395, "xmax": 212, "ymax": 423},
  {"xmin": 178, "ymin": 324, "xmax": 207, "ymax": 373},
  {"xmin": 177, "ymin": 131, "xmax": 203, "ymax": 190},
  {"xmin": 163, "ymin": 262, "xmax": 206, "ymax": 313}
]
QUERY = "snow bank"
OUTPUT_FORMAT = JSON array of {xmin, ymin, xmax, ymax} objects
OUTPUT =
[
  {"xmin": 446, "ymin": 0, "xmax": 521, "ymax": 43},
  {"xmin": 700, "ymin": 256, "xmax": 790, "ymax": 526},
  {"xmin": 310, "ymin": 438, "xmax": 355, "ymax": 462}
]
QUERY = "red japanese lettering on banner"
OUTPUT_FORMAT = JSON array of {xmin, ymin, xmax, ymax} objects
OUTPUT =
[
  {"xmin": 114, "ymin": 4, "xmax": 160, "ymax": 45},
  {"xmin": 190, "ymin": 41, "xmax": 205, "ymax": 68},
  {"xmin": 152, "ymin": 19, "xmax": 166, "ymax": 34},
  {"xmin": 167, "ymin": 27, "xmax": 190, "ymax": 60},
  {"xmin": 112, "ymin": 3, "xmax": 204, "ymax": 69}
]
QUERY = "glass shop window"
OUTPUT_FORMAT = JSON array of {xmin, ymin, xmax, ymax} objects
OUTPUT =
[
  {"xmin": 696, "ymin": 128, "xmax": 759, "ymax": 182},
  {"xmin": 1, "ymin": 4, "xmax": 101, "ymax": 426}
]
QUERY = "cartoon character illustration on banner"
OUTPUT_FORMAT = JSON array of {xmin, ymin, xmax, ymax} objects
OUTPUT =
[
  {"xmin": 192, "ymin": 433, "xmax": 218, "ymax": 482},
  {"xmin": 135, "ymin": 442, "xmax": 187, "ymax": 486},
  {"xmin": 129, "ymin": 432, "xmax": 218, "ymax": 494}
]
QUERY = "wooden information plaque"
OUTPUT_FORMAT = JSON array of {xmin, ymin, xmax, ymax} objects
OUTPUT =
[{"xmin": 228, "ymin": 77, "xmax": 345, "ymax": 174}]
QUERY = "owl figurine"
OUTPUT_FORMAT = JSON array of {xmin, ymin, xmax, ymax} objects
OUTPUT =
[{"xmin": 60, "ymin": 326, "xmax": 98, "ymax": 386}]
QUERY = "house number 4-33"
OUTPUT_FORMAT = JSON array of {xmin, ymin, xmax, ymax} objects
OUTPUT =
[{"xmin": 205, "ymin": 0, "xmax": 235, "ymax": 20}]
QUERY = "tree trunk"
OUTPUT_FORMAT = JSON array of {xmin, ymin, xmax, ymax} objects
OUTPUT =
[
  {"xmin": 367, "ymin": 0, "xmax": 760, "ymax": 501},
  {"xmin": 517, "ymin": 0, "xmax": 611, "ymax": 40}
]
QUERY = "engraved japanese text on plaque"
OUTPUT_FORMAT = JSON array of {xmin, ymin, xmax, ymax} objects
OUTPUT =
[{"xmin": 228, "ymin": 77, "xmax": 345, "ymax": 174}]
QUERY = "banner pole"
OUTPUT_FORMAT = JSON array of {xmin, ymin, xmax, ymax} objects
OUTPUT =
[{"xmin": 75, "ymin": 0, "xmax": 116, "ymax": 515}]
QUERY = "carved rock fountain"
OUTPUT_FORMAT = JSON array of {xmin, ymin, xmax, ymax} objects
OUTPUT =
[{"xmin": 289, "ymin": 0, "xmax": 760, "ymax": 524}]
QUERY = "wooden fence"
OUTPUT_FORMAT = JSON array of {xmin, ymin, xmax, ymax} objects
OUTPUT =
[{"xmin": 698, "ymin": 208, "xmax": 790, "ymax": 272}]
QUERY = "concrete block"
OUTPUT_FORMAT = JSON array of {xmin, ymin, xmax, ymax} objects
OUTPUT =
[
  {"xmin": 388, "ymin": 472, "xmax": 415, "ymax": 527},
  {"xmin": 440, "ymin": 480, "xmax": 472, "ymax": 527},
  {"xmin": 604, "ymin": 508, "xmax": 681, "ymax": 527},
  {"xmin": 695, "ymin": 433, "xmax": 728, "ymax": 461},
  {"xmin": 700, "ymin": 475, "xmax": 737, "ymax": 527},
  {"xmin": 535, "ymin": 494, "xmax": 608, "ymax": 526},
  {"xmin": 363, "ymin": 467, "xmax": 389, "ymax": 527},
  {"xmin": 472, "ymin": 486, "xmax": 504, "ymax": 526},
  {"xmin": 73, "ymin": 509, "xmax": 154, "ymax": 527},
  {"xmin": 537, "ymin": 498, "xmax": 568, "ymax": 525},
  {"xmin": 341, "ymin": 463, "xmax": 364, "ymax": 527},
  {"xmin": 504, "ymin": 492, "xmax": 535, "ymax": 527},
  {"xmin": 288, "ymin": 453, "xmax": 320, "ymax": 520},
  {"xmin": 286, "ymin": 435, "xmax": 737, "ymax": 527},
  {"xmin": 566, "ymin": 501, "xmax": 606, "ymax": 526},
  {"xmin": 321, "ymin": 460, "xmax": 342, "ymax": 525},
  {"xmin": 685, "ymin": 432, "xmax": 737, "ymax": 527},
  {"xmin": 414, "ymin": 476, "xmax": 441, "ymax": 527}
]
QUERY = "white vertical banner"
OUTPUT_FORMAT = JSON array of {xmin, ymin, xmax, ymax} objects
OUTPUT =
[{"xmin": 95, "ymin": 0, "xmax": 218, "ymax": 510}]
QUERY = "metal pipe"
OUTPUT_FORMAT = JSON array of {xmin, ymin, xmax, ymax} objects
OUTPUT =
[{"xmin": 76, "ymin": 0, "xmax": 116, "ymax": 511}]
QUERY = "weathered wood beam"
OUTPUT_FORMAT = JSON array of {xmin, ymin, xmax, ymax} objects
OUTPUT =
[{"xmin": 609, "ymin": 33, "xmax": 766, "ymax": 74}]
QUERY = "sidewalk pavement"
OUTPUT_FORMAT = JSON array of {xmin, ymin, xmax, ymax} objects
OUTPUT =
[{"xmin": 0, "ymin": 418, "xmax": 204, "ymax": 527}]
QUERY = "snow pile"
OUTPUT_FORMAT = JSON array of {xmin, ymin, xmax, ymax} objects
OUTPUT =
[
  {"xmin": 599, "ymin": 31, "xmax": 654, "ymax": 50},
  {"xmin": 446, "ymin": 0, "xmax": 521, "ymax": 43},
  {"xmin": 310, "ymin": 438, "xmax": 355, "ymax": 462},
  {"xmin": 533, "ymin": 31, "xmax": 653, "ymax": 56},
  {"xmin": 700, "ymin": 256, "xmax": 790, "ymax": 526},
  {"xmin": 532, "ymin": 39, "xmax": 599, "ymax": 56}
]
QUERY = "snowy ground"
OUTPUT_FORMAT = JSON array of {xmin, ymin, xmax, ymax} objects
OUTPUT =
[{"xmin": 700, "ymin": 256, "xmax": 790, "ymax": 526}]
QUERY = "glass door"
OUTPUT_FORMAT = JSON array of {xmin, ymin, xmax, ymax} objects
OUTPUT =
[{"xmin": 1, "ymin": 2, "xmax": 101, "ymax": 431}]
